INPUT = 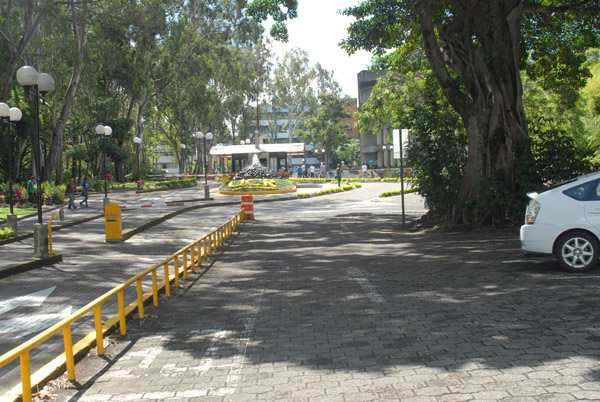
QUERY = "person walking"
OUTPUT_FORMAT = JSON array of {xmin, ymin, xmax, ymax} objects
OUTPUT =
[
  {"xmin": 336, "ymin": 164, "xmax": 343, "ymax": 187},
  {"xmin": 66, "ymin": 178, "xmax": 77, "ymax": 210},
  {"xmin": 310, "ymin": 165, "xmax": 315, "ymax": 178},
  {"xmin": 296, "ymin": 165, "xmax": 302, "ymax": 178},
  {"xmin": 79, "ymin": 177, "xmax": 90, "ymax": 207},
  {"xmin": 27, "ymin": 176, "xmax": 36, "ymax": 204},
  {"xmin": 320, "ymin": 162, "xmax": 325, "ymax": 178},
  {"xmin": 361, "ymin": 163, "xmax": 368, "ymax": 178}
]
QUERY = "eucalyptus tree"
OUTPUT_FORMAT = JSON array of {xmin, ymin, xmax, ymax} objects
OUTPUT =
[
  {"xmin": 0, "ymin": 0, "xmax": 68, "ymax": 101},
  {"xmin": 0, "ymin": 0, "xmax": 94, "ymax": 184},
  {"xmin": 315, "ymin": 62, "xmax": 342, "ymax": 97},
  {"xmin": 39, "ymin": 0, "xmax": 92, "ymax": 184},
  {"xmin": 270, "ymin": 47, "xmax": 317, "ymax": 143},
  {"xmin": 147, "ymin": 0, "xmax": 269, "ymax": 173}
]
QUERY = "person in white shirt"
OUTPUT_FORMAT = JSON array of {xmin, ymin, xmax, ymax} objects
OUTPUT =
[
  {"xmin": 310, "ymin": 165, "xmax": 315, "ymax": 178},
  {"xmin": 361, "ymin": 163, "xmax": 368, "ymax": 178}
]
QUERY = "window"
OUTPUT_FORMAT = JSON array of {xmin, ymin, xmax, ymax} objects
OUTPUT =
[{"xmin": 564, "ymin": 180, "xmax": 597, "ymax": 201}]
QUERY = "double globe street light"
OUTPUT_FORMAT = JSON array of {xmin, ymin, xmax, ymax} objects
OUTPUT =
[
  {"xmin": 16, "ymin": 66, "xmax": 54, "ymax": 225},
  {"xmin": 195, "ymin": 131, "xmax": 213, "ymax": 199},
  {"xmin": 16, "ymin": 66, "xmax": 54, "ymax": 258},
  {"xmin": 0, "ymin": 103, "xmax": 22, "ymax": 232}
]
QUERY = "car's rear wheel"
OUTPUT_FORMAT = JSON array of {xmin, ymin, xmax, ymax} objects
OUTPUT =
[{"xmin": 555, "ymin": 231, "xmax": 600, "ymax": 272}]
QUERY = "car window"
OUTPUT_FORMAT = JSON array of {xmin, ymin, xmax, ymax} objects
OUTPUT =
[
  {"xmin": 591, "ymin": 181, "xmax": 600, "ymax": 201},
  {"xmin": 563, "ymin": 180, "xmax": 597, "ymax": 201}
]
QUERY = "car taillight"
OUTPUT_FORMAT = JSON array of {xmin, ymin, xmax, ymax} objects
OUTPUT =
[{"xmin": 525, "ymin": 200, "xmax": 540, "ymax": 225}]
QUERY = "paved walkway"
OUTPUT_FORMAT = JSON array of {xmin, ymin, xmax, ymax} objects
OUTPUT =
[
  {"xmin": 0, "ymin": 183, "xmax": 295, "ymax": 276},
  {"xmin": 29, "ymin": 194, "xmax": 600, "ymax": 401}
]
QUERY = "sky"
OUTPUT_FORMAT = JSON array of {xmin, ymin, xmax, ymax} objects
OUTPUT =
[{"xmin": 263, "ymin": 0, "xmax": 373, "ymax": 99}]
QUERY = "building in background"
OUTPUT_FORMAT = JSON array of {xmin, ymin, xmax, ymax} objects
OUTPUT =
[
  {"xmin": 245, "ymin": 101, "xmax": 359, "ymax": 170},
  {"xmin": 357, "ymin": 70, "xmax": 396, "ymax": 168}
]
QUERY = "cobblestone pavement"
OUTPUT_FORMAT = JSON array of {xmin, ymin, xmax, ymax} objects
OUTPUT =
[{"xmin": 42, "ymin": 200, "xmax": 600, "ymax": 402}]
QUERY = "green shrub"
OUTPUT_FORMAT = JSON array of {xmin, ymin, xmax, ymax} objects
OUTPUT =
[
  {"xmin": 42, "ymin": 182, "xmax": 66, "ymax": 205},
  {"xmin": 296, "ymin": 183, "xmax": 360, "ymax": 198},
  {"xmin": 0, "ymin": 227, "xmax": 15, "ymax": 240},
  {"xmin": 144, "ymin": 178, "xmax": 197, "ymax": 191},
  {"xmin": 378, "ymin": 187, "xmax": 420, "ymax": 198}
]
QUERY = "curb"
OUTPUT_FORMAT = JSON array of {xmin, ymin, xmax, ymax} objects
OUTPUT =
[
  {"xmin": 0, "ymin": 254, "xmax": 63, "ymax": 279},
  {"xmin": 0, "ymin": 195, "xmax": 297, "ymax": 276}
]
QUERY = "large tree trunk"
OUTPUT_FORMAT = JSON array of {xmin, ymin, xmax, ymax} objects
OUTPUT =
[
  {"xmin": 416, "ymin": 0, "xmax": 529, "ymax": 215},
  {"xmin": 44, "ymin": 2, "xmax": 88, "ymax": 183}
]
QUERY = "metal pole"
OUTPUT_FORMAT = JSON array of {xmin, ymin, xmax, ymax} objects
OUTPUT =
[
  {"xmin": 7, "ymin": 120, "xmax": 13, "ymax": 215},
  {"xmin": 103, "ymin": 136, "xmax": 108, "ymax": 198},
  {"xmin": 203, "ymin": 137, "xmax": 209, "ymax": 199},
  {"xmin": 32, "ymin": 85, "xmax": 43, "ymax": 224},
  {"xmin": 399, "ymin": 136, "xmax": 406, "ymax": 228}
]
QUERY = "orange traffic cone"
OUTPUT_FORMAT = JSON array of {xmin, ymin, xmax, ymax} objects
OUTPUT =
[{"xmin": 241, "ymin": 193, "xmax": 255, "ymax": 220}]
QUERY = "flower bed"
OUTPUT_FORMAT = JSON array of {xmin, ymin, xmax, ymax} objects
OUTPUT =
[{"xmin": 217, "ymin": 178, "xmax": 296, "ymax": 194}]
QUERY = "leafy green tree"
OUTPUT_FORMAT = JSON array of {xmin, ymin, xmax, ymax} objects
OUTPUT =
[
  {"xmin": 297, "ymin": 93, "xmax": 350, "ymax": 168},
  {"xmin": 335, "ymin": 138, "xmax": 360, "ymax": 167},
  {"xmin": 358, "ymin": 70, "xmax": 466, "ymax": 221},
  {"xmin": 581, "ymin": 49, "xmax": 600, "ymax": 165},
  {"xmin": 529, "ymin": 118, "xmax": 592, "ymax": 185},
  {"xmin": 249, "ymin": 0, "xmax": 600, "ymax": 223},
  {"xmin": 270, "ymin": 48, "xmax": 317, "ymax": 143}
]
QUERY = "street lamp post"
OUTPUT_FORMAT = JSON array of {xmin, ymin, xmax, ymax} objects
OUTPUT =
[
  {"xmin": 196, "ymin": 131, "xmax": 213, "ymax": 199},
  {"xmin": 16, "ymin": 66, "xmax": 54, "ymax": 258},
  {"xmin": 96, "ymin": 124, "xmax": 112, "ymax": 203},
  {"xmin": 133, "ymin": 136, "xmax": 142, "ymax": 183},
  {"xmin": 180, "ymin": 143, "xmax": 186, "ymax": 174},
  {"xmin": 0, "ymin": 103, "xmax": 22, "ymax": 232},
  {"xmin": 195, "ymin": 131, "xmax": 204, "ymax": 175},
  {"xmin": 16, "ymin": 66, "xmax": 54, "ymax": 225}
]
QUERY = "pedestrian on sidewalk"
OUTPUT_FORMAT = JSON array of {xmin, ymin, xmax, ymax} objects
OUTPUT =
[
  {"xmin": 66, "ymin": 178, "xmax": 77, "ymax": 210},
  {"xmin": 336, "ymin": 164, "xmax": 343, "ymax": 187},
  {"xmin": 27, "ymin": 176, "xmax": 36, "ymax": 204},
  {"xmin": 79, "ymin": 177, "xmax": 90, "ymax": 207}
]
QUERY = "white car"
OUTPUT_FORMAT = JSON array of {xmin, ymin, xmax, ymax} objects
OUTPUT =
[{"xmin": 520, "ymin": 171, "xmax": 600, "ymax": 272}]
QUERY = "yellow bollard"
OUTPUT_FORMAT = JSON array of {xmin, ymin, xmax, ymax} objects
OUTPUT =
[
  {"xmin": 203, "ymin": 237, "xmax": 208, "ymax": 262},
  {"xmin": 117, "ymin": 290, "xmax": 126, "ymax": 335},
  {"xmin": 20, "ymin": 352, "xmax": 31, "ymax": 402},
  {"xmin": 48, "ymin": 212, "xmax": 60, "ymax": 256},
  {"xmin": 164, "ymin": 263, "xmax": 171, "ymax": 298},
  {"xmin": 191, "ymin": 244, "xmax": 196, "ymax": 273},
  {"xmin": 63, "ymin": 325, "xmax": 75, "ymax": 380},
  {"xmin": 174, "ymin": 257, "xmax": 180, "ymax": 287},
  {"xmin": 136, "ymin": 279, "xmax": 144, "ymax": 319},
  {"xmin": 152, "ymin": 270, "xmax": 159, "ymax": 307},
  {"xmin": 94, "ymin": 306, "xmax": 104, "ymax": 355},
  {"xmin": 182, "ymin": 250, "xmax": 188, "ymax": 279}
]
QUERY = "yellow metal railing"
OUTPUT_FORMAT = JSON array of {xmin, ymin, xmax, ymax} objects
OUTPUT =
[{"xmin": 0, "ymin": 209, "xmax": 245, "ymax": 402}]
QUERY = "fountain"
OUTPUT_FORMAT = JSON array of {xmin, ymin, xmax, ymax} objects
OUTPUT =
[
  {"xmin": 233, "ymin": 155, "xmax": 277, "ymax": 180},
  {"xmin": 217, "ymin": 154, "xmax": 296, "ymax": 194}
]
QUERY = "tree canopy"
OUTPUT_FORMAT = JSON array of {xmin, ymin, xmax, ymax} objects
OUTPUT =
[{"xmin": 249, "ymin": 0, "xmax": 600, "ymax": 223}]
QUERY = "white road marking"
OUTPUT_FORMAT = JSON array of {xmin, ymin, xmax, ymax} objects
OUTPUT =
[
  {"xmin": 0, "ymin": 306, "xmax": 72, "ymax": 338},
  {"xmin": 0, "ymin": 286, "xmax": 56, "ymax": 316},
  {"xmin": 348, "ymin": 267, "xmax": 386, "ymax": 303}
]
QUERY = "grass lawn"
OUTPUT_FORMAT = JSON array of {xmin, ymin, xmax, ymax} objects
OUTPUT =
[{"xmin": 0, "ymin": 206, "xmax": 38, "ymax": 222}]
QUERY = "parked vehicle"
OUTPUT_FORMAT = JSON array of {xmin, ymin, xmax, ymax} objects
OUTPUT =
[{"xmin": 520, "ymin": 171, "xmax": 600, "ymax": 272}]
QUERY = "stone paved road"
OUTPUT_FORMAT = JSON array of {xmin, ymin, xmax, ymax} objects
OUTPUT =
[{"xmin": 42, "ymin": 192, "xmax": 600, "ymax": 402}]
